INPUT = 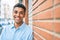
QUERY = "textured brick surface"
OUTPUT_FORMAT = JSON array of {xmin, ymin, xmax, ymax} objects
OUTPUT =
[
  {"xmin": 54, "ymin": 0, "xmax": 60, "ymax": 5},
  {"xmin": 54, "ymin": 22, "xmax": 60, "ymax": 33},
  {"xmin": 33, "ymin": 22, "xmax": 53, "ymax": 31},
  {"xmin": 54, "ymin": 36, "xmax": 60, "ymax": 40},
  {"xmin": 34, "ymin": 32, "xmax": 43, "ymax": 40},
  {"xmin": 54, "ymin": 6, "xmax": 60, "ymax": 19},
  {"xmin": 32, "ymin": 9, "xmax": 53, "ymax": 20},
  {"xmin": 29, "ymin": 0, "xmax": 60, "ymax": 40},
  {"xmin": 32, "ymin": 0, "xmax": 52, "ymax": 15},
  {"xmin": 33, "ymin": 26, "xmax": 53, "ymax": 40}
]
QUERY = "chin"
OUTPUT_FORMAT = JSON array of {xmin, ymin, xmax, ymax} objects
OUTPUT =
[
  {"xmin": 15, "ymin": 20, "xmax": 22, "ymax": 23},
  {"xmin": 15, "ymin": 21, "xmax": 20, "ymax": 24}
]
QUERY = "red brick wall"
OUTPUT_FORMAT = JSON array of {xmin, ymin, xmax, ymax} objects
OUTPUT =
[{"xmin": 29, "ymin": 0, "xmax": 60, "ymax": 40}]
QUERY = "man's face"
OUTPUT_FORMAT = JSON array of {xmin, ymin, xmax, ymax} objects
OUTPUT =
[{"xmin": 13, "ymin": 7, "xmax": 25, "ymax": 24}]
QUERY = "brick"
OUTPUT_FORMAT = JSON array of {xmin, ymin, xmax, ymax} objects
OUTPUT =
[
  {"xmin": 54, "ymin": 6, "xmax": 60, "ymax": 19},
  {"xmin": 33, "ymin": 22, "xmax": 53, "ymax": 31},
  {"xmin": 32, "ymin": 0, "xmax": 37, "ymax": 5},
  {"xmin": 33, "ymin": 26, "xmax": 53, "ymax": 40},
  {"xmin": 33, "ymin": 0, "xmax": 44, "ymax": 10},
  {"xmin": 34, "ymin": 32, "xmax": 43, "ymax": 40},
  {"xmin": 54, "ymin": 22, "xmax": 60, "ymax": 33},
  {"xmin": 32, "ymin": 9, "xmax": 53, "ymax": 20},
  {"xmin": 54, "ymin": 36, "xmax": 60, "ymax": 40},
  {"xmin": 32, "ymin": 0, "xmax": 52, "ymax": 15},
  {"xmin": 54, "ymin": 0, "xmax": 60, "ymax": 5}
]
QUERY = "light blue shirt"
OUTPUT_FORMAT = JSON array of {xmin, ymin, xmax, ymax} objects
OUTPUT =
[{"xmin": 0, "ymin": 23, "xmax": 33, "ymax": 40}]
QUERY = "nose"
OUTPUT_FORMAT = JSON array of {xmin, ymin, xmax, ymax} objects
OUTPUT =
[{"xmin": 17, "ymin": 13, "xmax": 20, "ymax": 16}]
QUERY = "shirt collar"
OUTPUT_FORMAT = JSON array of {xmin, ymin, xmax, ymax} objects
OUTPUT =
[{"xmin": 11, "ymin": 22, "xmax": 26, "ymax": 30}]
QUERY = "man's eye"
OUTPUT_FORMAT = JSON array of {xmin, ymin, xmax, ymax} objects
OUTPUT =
[
  {"xmin": 14, "ymin": 11, "xmax": 17, "ymax": 14},
  {"xmin": 19, "ymin": 12, "xmax": 23, "ymax": 14}
]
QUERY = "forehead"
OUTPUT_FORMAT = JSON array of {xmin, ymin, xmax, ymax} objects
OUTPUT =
[{"xmin": 13, "ymin": 7, "xmax": 24, "ymax": 12}]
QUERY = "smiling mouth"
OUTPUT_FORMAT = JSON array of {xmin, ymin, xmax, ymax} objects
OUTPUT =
[{"xmin": 14, "ymin": 16, "xmax": 20, "ymax": 20}]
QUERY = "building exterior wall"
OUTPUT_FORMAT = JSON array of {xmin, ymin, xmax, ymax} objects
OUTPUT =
[{"xmin": 31, "ymin": 0, "xmax": 60, "ymax": 40}]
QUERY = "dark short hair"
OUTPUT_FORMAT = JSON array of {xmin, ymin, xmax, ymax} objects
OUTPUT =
[{"xmin": 13, "ymin": 3, "xmax": 26, "ymax": 12}]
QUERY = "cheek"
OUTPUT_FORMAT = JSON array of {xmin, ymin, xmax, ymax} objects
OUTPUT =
[
  {"xmin": 20, "ymin": 14, "xmax": 25, "ymax": 18},
  {"xmin": 12, "ymin": 14, "xmax": 15, "ymax": 18},
  {"xmin": 20, "ymin": 15, "xmax": 23, "ymax": 17}
]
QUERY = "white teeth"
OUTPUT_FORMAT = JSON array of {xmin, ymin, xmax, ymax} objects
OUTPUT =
[{"xmin": 15, "ymin": 16, "xmax": 19, "ymax": 18}]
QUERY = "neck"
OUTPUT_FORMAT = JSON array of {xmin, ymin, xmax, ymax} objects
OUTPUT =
[{"xmin": 14, "ymin": 22, "xmax": 23, "ymax": 29}]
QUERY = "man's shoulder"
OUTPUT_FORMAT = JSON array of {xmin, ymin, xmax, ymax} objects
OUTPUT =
[{"xmin": 24, "ymin": 23, "xmax": 33, "ymax": 32}]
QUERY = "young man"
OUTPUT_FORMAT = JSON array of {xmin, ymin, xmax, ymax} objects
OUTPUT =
[{"xmin": 0, "ymin": 3, "xmax": 33, "ymax": 40}]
